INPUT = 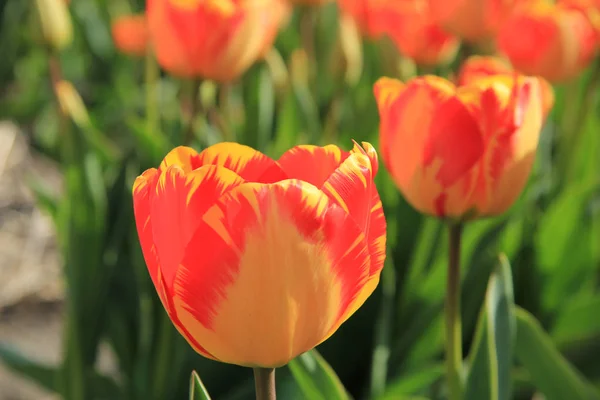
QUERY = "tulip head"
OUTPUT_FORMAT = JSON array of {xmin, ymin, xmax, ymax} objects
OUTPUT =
[
  {"xmin": 498, "ymin": 1, "xmax": 597, "ymax": 82},
  {"xmin": 146, "ymin": 0, "xmax": 286, "ymax": 81},
  {"xmin": 111, "ymin": 14, "xmax": 149, "ymax": 57},
  {"xmin": 457, "ymin": 55, "xmax": 555, "ymax": 119},
  {"xmin": 132, "ymin": 142, "xmax": 386, "ymax": 367},
  {"xmin": 429, "ymin": 0, "xmax": 523, "ymax": 42},
  {"xmin": 384, "ymin": 1, "xmax": 460, "ymax": 66},
  {"xmin": 374, "ymin": 74, "xmax": 543, "ymax": 220}
]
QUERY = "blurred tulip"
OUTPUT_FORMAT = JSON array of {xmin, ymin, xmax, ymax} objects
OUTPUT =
[
  {"xmin": 132, "ymin": 142, "xmax": 386, "ymax": 367},
  {"xmin": 336, "ymin": 0, "xmax": 392, "ymax": 38},
  {"xmin": 374, "ymin": 74, "xmax": 543, "ymax": 219},
  {"xmin": 498, "ymin": 1, "xmax": 597, "ymax": 82},
  {"xmin": 146, "ymin": 0, "xmax": 287, "ymax": 81},
  {"xmin": 258, "ymin": 0, "xmax": 292, "ymax": 58},
  {"xmin": 111, "ymin": 14, "xmax": 148, "ymax": 57},
  {"xmin": 288, "ymin": 0, "xmax": 331, "ymax": 5},
  {"xmin": 457, "ymin": 55, "xmax": 555, "ymax": 118},
  {"xmin": 429, "ymin": 0, "xmax": 523, "ymax": 42},
  {"xmin": 386, "ymin": 1, "xmax": 460, "ymax": 66},
  {"xmin": 35, "ymin": 0, "xmax": 73, "ymax": 51}
]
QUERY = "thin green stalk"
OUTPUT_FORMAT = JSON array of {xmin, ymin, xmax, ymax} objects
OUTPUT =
[
  {"xmin": 152, "ymin": 313, "xmax": 174, "ymax": 400},
  {"xmin": 182, "ymin": 79, "xmax": 202, "ymax": 145},
  {"xmin": 369, "ymin": 256, "xmax": 396, "ymax": 398},
  {"xmin": 562, "ymin": 60, "xmax": 600, "ymax": 182},
  {"xmin": 253, "ymin": 368, "xmax": 276, "ymax": 400},
  {"xmin": 145, "ymin": 47, "xmax": 160, "ymax": 138},
  {"xmin": 445, "ymin": 223, "xmax": 464, "ymax": 400}
]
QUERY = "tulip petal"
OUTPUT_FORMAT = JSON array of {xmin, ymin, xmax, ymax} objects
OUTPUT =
[
  {"xmin": 150, "ymin": 164, "xmax": 245, "ymax": 294},
  {"xmin": 159, "ymin": 146, "xmax": 203, "ymax": 172},
  {"xmin": 133, "ymin": 168, "xmax": 161, "ymax": 292},
  {"xmin": 197, "ymin": 142, "xmax": 287, "ymax": 182},
  {"xmin": 172, "ymin": 180, "xmax": 370, "ymax": 367},
  {"xmin": 321, "ymin": 143, "xmax": 386, "ymax": 275},
  {"xmin": 277, "ymin": 144, "xmax": 349, "ymax": 188}
]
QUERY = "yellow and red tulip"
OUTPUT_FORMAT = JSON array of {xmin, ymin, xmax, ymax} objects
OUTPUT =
[
  {"xmin": 383, "ymin": 0, "xmax": 460, "ymax": 66},
  {"xmin": 429, "ymin": 0, "xmax": 524, "ymax": 42},
  {"xmin": 374, "ymin": 74, "xmax": 543, "ymax": 219},
  {"xmin": 132, "ymin": 142, "xmax": 386, "ymax": 367},
  {"xmin": 111, "ymin": 14, "xmax": 148, "ymax": 57},
  {"xmin": 457, "ymin": 55, "xmax": 555, "ymax": 119},
  {"xmin": 146, "ymin": 0, "xmax": 287, "ymax": 81},
  {"xmin": 497, "ymin": 1, "xmax": 597, "ymax": 82}
]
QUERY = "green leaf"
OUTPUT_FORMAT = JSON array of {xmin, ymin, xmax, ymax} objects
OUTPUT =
[
  {"xmin": 0, "ymin": 343, "xmax": 58, "ymax": 393},
  {"xmin": 189, "ymin": 371, "xmax": 212, "ymax": 400},
  {"xmin": 514, "ymin": 306, "xmax": 600, "ymax": 400},
  {"xmin": 288, "ymin": 350, "xmax": 350, "ymax": 400},
  {"xmin": 465, "ymin": 254, "xmax": 515, "ymax": 400},
  {"xmin": 0, "ymin": 343, "xmax": 121, "ymax": 399},
  {"xmin": 379, "ymin": 364, "xmax": 443, "ymax": 399},
  {"xmin": 552, "ymin": 296, "xmax": 600, "ymax": 347}
]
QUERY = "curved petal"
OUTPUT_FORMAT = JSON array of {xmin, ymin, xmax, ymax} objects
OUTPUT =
[
  {"xmin": 172, "ymin": 180, "xmax": 370, "ymax": 367},
  {"xmin": 322, "ymin": 142, "xmax": 387, "ymax": 279},
  {"xmin": 197, "ymin": 142, "xmax": 287, "ymax": 183},
  {"xmin": 277, "ymin": 144, "xmax": 349, "ymax": 188},
  {"xmin": 133, "ymin": 168, "xmax": 161, "ymax": 293},
  {"xmin": 150, "ymin": 164, "xmax": 244, "ymax": 294},
  {"xmin": 159, "ymin": 146, "xmax": 203, "ymax": 172}
]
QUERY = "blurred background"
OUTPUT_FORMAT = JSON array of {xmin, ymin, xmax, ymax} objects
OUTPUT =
[{"xmin": 0, "ymin": 0, "xmax": 599, "ymax": 399}]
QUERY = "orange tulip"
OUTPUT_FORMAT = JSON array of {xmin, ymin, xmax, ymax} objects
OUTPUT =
[
  {"xmin": 132, "ymin": 142, "xmax": 386, "ymax": 367},
  {"xmin": 457, "ymin": 55, "xmax": 555, "ymax": 119},
  {"xmin": 429, "ymin": 0, "xmax": 524, "ymax": 42},
  {"xmin": 374, "ymin": 74, "xmax": 543, "ymax": 219},
  {"xmin": 380, "ymin": 0, "xmax": 459, "ymax": 66},
  {"xmin": 498, "ymin": 1, "xmax": 597, "ymax": 82},
  {"xmin": 111, "ymin": 14, "xmax": 148, "ymax": 57},
  {"xmin": 336, "ymin": 0, "xmax": 394, "ymax": 38},
  {"xmin": 146, "ymin": 0, "xmax": 287, "ymax": 81}
]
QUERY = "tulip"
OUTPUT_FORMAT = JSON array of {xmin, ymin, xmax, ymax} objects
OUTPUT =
[
  {"xmin": 383, "ymin": 0, "xmax": 460, "ymax": 66},
  {"xmin": 146, "ymin": 0, "xmax": 288, "ymax": 81},
  {"xmin": 457, "ymin": 55, "xmax": 555, "ymax": 119},
  {"xmin": 336, "ymin": 0, "xmax": 394, "ymax": 38},
  {"xmin": 498, "ymin": 1, "xmax": 597, "ymax": 82},
  {"xmin": 374, "ymin": 74, "xmax": 543, "ymax": 219},
  {"xmin": 111, "ymin": 14, "xmax": 148, "ymax": 57},
  {"xmin": 132, "ymin": 142, "xmax": 386, "ymax": 367},
  {"xmin": 429, "ymin": 0, "xmax": 523, "ymax": 42}
]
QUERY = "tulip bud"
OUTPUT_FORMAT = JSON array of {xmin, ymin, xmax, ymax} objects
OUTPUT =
[
  {"xmin": 54, "ymin": 80, "xmax": 91, "ymax": 128},
  {"xmin": 36, "ymin": 0, "xmax": 73, "ymax": 51}
]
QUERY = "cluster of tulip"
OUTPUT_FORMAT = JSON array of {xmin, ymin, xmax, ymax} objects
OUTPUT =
[{"xmin": 105, "ymin": 0, "xmax": 596, "ymax": 398}]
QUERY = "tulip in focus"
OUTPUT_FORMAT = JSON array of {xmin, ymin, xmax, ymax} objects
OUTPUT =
[
  {"xmin": 498, "ymin": 1, "xmax": 597, "ymax": 82},
  {"xmin": 457, "ymin": 55, "xmax": 555, "ymax": 119},
  {"xmin": 384, "ymin": 1, "xmax": 460, "ymax": 66},
  {"xmin": 374, "ymin": 74, "xmax": 543, "ymax": 219},
  {"xmin": 132, "ymin": 142, "xmax": 386, "ymax": 367},
  {"xmin": 111, "ymin": 14, "xmax": 148, "ymax": 57},
  {"xmin": 146, "ymin": 0, "xmax": 288, "ymax": 81},
  {"xmin": 429, "ymin": 0, "xmax": 523, "ymax": 42}
]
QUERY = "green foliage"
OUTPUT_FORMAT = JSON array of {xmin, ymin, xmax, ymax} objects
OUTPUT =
[{"xmin": 1, "ymin": 0, "xmax": 599, "ymax": 399}]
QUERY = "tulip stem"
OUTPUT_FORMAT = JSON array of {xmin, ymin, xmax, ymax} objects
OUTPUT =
[
  {"xmin": 183, "ymin": 79, "xmax": 202, "ymax": 146},
  {"xmin": 253, "ymin": 368, "xmax": 276, "ymax": 400},
  {"xmin": 145, "ymin": 47, "xmax": 160, "ymax": 139},
  {"xmin": 445, "ymin": 222, "xmax": 463, "ymax": 400}
]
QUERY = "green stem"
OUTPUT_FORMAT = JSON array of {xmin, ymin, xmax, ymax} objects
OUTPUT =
[
  {"xmin": 253, "ymin": 368, "xmax": 276, "ymax": 400},
  {"xmin": 445, "ymin": 223, "xmax": 464, "ymax": 400},
  {"xmin": 145, "ymin": 47, "xmax": 160, "ymax": 138},
  {"xmin": 182, "ymin": 79, "xmax": 202, "ymax": 146},
  {"xmin": 152, "ymin": 313, "xmax": 174, "ymax": 400},
  {"xmin": 561, "ymin": 60, "xmax": 600, "ymax": 183},
  {"xmin": 369, "ymin": 256, "xmax": 396, "ymax": 398}
]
